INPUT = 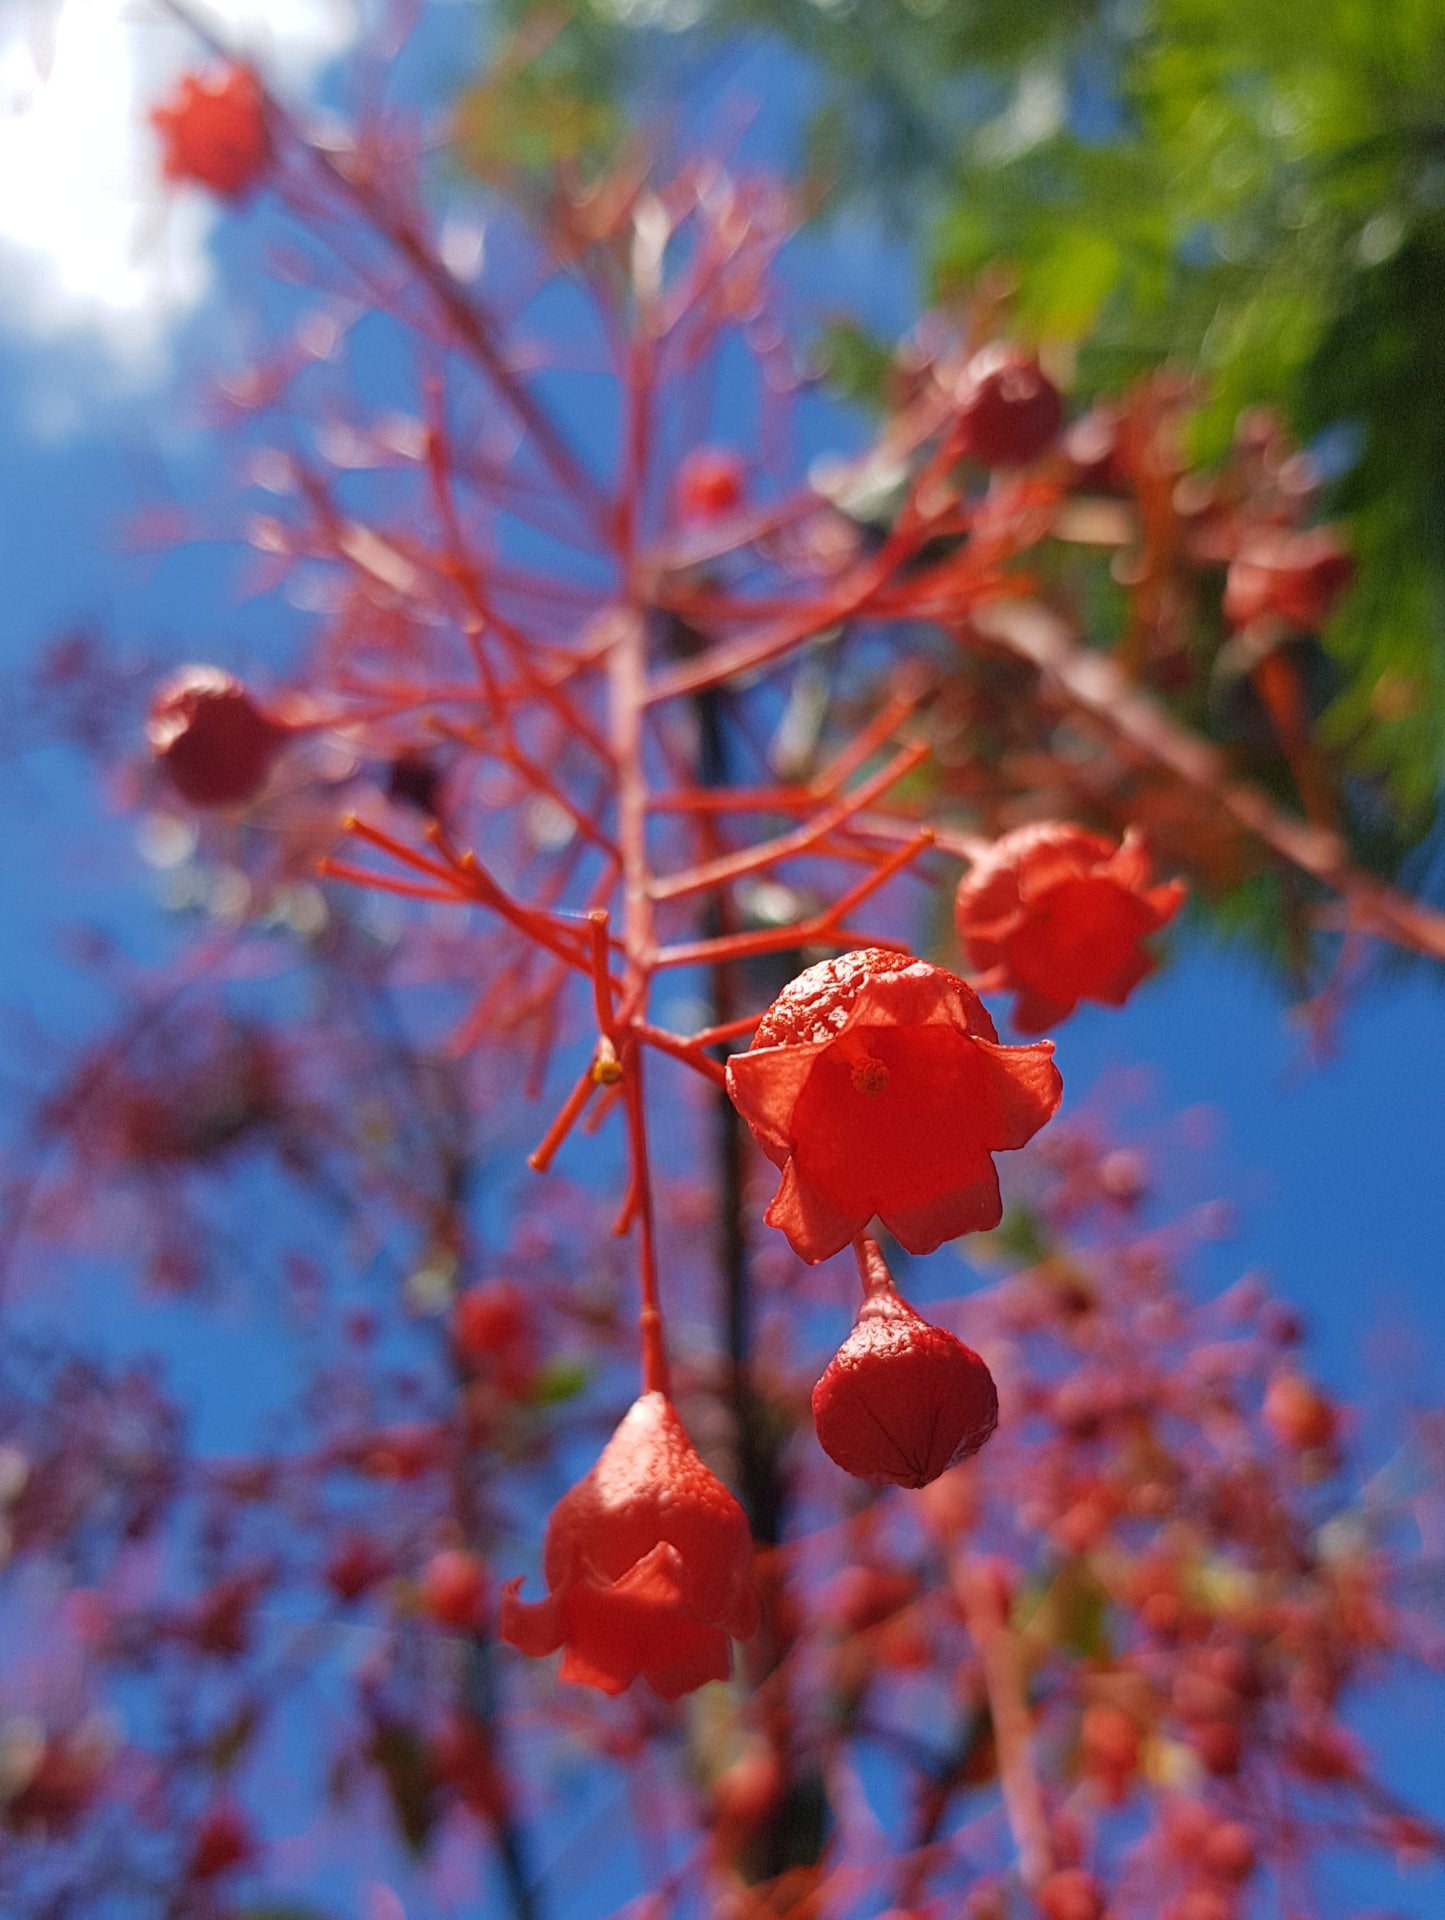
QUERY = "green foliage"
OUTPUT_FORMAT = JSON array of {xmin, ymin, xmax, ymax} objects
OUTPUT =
[{"xmin": 490, "ymin": 0, "xmax": 1445, "ymax": 823}]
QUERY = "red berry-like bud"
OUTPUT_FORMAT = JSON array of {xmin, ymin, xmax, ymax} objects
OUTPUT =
[
  {"xmin": 1037, "ymin": 1866, "xmax": 1107, "ymax": 1920},
  {"xmin": 1223, "ymin": 527, "xmax": 1353, "ymax": 631},
  {"xmin": 1080, "ymin": 1703, "xmax": 1141, "ymax": 1798},
  {"xmin": 811, "ymin": 1240, "xmax": 997, "ymax": 1489},
  {"xmin": 452, "ymin": 1281, "xmax": 536, "ymax": 1394},
  {"xmin": 1262, "ymin": 1370, "xmax": 1336, "ymax": 1451},
  {"xmin": 1201, "ymin": 1821, "xmax": 1256, "ymax": 1883},
  {"xmin": 420, "ymin": 1548, "xmax": 490, "ymax": 1632},
  {"xmin": 188, "ymin": 1801, "xmax": 254, "ymax": 1881},
  {"xmin": 429, "ymin": 1711, "xmax": 507, "ymax": 1822},
  {"xmin": 676, "ymin": 447, "xmax": 745, "ymax": 522},
  {"xmin": 325, "ymin": 1531, "xmax": 390, "ymax": 1605},
  {"xmin": 955, "ymin": 344, "xmax": 1064, "ymax": 468},
  {"xmin": 152, "ymin": 66, "xmax": 270, "ymax": 201},
  {"xmin": 148, "ymin": 667, "xmax": 288, "ymax": 808},
  {"xmin": 1189, "ymin": 1719, "xmax": 1243, "ymax": 1777}
]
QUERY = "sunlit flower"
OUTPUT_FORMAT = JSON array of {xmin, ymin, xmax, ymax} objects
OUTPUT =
[
  {"xmin": 726, "ymin": 949, "xmax": 1061, "ymax": 1263},
  {"xmin": 499, "ymin": 1391, "xmax": 758, "ymax": 1699},
  {"xmin": 956, "ymin": 824, "xmax": 1185, "ymax": 1034},
  {"xmin": 152, "ymin": 66, "xmax": 271, "ymax": 201}
]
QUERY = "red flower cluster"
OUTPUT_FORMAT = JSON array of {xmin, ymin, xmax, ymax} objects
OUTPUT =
[
  {"xmin": 1223, "ymin": 527, "xmax": 1354, "ymax": 631},
  {"xmin": 812, "ymin": 1241, "xmax": 997, "ymax": 1488},
  {"xmin": 727, "ymin": 949, "xmax": 1061, "ymax": 1263},
  {"xmin": 148, "ymin": 667, "xmax": 288, "ymax": 809},
  {"xmin": 151, "ymin": 66, "xmax": 271, "ymax": 201},
  {"xmin": 955, "ymin": 824, "xmax": 1186, "ymax": 1033},
  {"xmin": 499, "ymin": 1391, "xmax": 758, "ymax": 1699}
]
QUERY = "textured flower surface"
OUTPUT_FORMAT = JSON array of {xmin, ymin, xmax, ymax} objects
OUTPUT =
[
  {"xmin": 499, "ymin": 1392, "xmax": 758, "ymax": 1699},
  {"xmin": 956, "ymin": 823, "xmax": 1186, "ymax": 1034},
  {"xmin": 726, "ymin": 949, "xmax": 1061, "ymax": 1263},
  {"xmin": 812, "ymin": 1242, "xmax": 998, "ymax": 1487},
  {"xmin": 152, "ymin": 66, "xmax": 270, "ymax": 200}
]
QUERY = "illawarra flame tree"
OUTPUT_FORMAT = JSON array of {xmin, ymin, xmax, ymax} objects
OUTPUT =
[{"xmin": 3, "ymin": 14, "xmax": 1444, "ymax": 1920}]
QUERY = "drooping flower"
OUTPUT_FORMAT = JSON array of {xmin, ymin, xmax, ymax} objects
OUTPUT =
[
  {"xmin": 812, "ymin": 1241, "xmax": 998, "ymax": 1488},
  {"xmin": 499, "ymin": 1391, "xmax": 759, "ymax": 1700},
  {"xmin": 151, "ymin": 66, "xmax": 271, "ymax": 201},
  {"xmin": 726, "ymin": 949, "xmax": 1061, "ymax": 1264},
  {"xmin": 148, "ymin": 666, "xmax": 289, "ymax": 809},
  {"xmin": 954, "ymin": 344, "xmax": 1064, "ymax": 468},
  {"xmin": 955, "ymin": 824, "xmax": 1185, "ymax": 1034}
]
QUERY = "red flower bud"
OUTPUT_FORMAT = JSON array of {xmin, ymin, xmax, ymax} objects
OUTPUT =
[
  {"xmin": 420, "ymin": 1548, "xmax": 490, "ymax": 1632},
  {"xmin": 727, "ymin": 949, "xmax": 1061, "ymax": 1263},
  {"xmin": 955, "ymin": 344, "xmax": 1064, "ymax": 468},
  {"xmin": 148, "ymin": 667, "xmax": 288, "ymax": 809},
  {"xmin": 152, "ymin": 66, "xmax": 270, "ymax": 201},
  {"xmin": 1262, "ymin": 1370, "xmax": 1336, "ymax": 1452},
  {"xmin": 188, "ymin": 1800, "xmax": 255, "ymax": 1881},
  {"xmin": 677, "ymin": 447, "xmax": 745, "ymax": 522},
  {"xmin": 1038, "ymin": 1866, "xmax": 1107, "ymax": 1920},
  {"xmin": 452, "ymin": 1281, "xmax": 537, "ymax": 1395},
  {"xmin": 500, "ymin": 1391, "xmax": 759, "ymax": 1699},
  {"xmin": 812, "ymin": 1241, "xmax": 997, "ymax": 1488},
  {"xmin": 956, "ymin": 823, "xmax": 1186, "ymax": 1033},
  {"xmin": 325, "ymin": 1531, "xmax": 390, "ymax": 1605}
]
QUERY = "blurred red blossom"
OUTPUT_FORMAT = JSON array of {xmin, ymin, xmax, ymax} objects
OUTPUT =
[
  {"xmin": 955, "ymin": 824, "xmax": 1186, "ymax": 1033},
  {"xmin": 954, "ymin": 344, "xmax": 1064, "ymax": 468},
  {"xmin": 151, "ymin": 66, "xmax": 270, "ymax": 200},
  {"xmin": 147, "ymin": 666, "xmax": 288, "ymax": 809},
  {"xmin": 1223, "ymin": 526, "xmax": 1354, "ymax": 631}
]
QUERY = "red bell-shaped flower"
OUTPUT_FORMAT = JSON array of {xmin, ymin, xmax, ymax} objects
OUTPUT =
[
  {"xmin": 726, "ymin": 949, "xmax": 1061, "ymax": 1264},
  {"xmin": 813, "ymin": 1241, "xmax": 998, "ymax": 1488},
  {"xmin": 954, "ymin": 344, "xmax": 1064, "ymax": 468},
  {"xmin": 955, "ymin": 823, "xmax": 1185, "ymax": 1034},
  {"xmin": 499, "ymin": 1391, "xmax": 759, "ymax": 1700},
  {"xmin": 152, "ymin": 66, "xmax": 271, "ymax": 201},
  {"xmin": 148, "ymin": 666, "xmax": 289, "ymax": 808}
]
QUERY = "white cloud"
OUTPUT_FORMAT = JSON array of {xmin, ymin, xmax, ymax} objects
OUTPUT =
[{"xmin": 0, "ymin": 0, "xmax": 358, "ymax": 382}]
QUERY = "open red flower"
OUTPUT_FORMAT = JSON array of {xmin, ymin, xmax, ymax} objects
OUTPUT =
[
  {"xmin": 955, "ymin": 824, "xmax": 1185, "ymax": 1034},
  {"xmin": 152, "ymin": 66, "xmax": 271, "ymax": 201},
  {"xmin": 812, "ymin": 1241, "xmax": 998, "ymax": 1487},
  {"xmin": 499, "ymin": 1391, "xmax": 759, "ymax": 1700},
  {"xmin": 726, "ymin": 949, "xmax": 1061, "ymax": 1263}
]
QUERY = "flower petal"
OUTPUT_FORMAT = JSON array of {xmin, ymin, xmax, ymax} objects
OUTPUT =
[
  {"xmin": 764, "ymin": 1155, "xmax": 867, "ymax": 1264},
  {"xmin": 558, "ymin": 1543, "xmax": 733, "ymax": 1699},
  {"xmin": 879, "ymin": 1157, "xmax": 1002, "ymax": 1253},
  {"xmin": 497, "ymin": 1578, "xmax": 566, "ymax": 1660}
]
